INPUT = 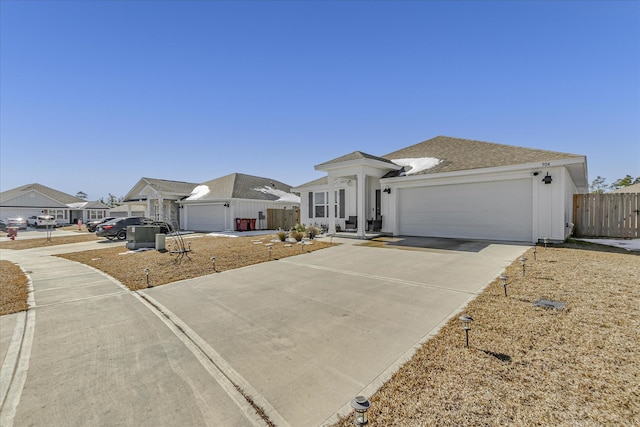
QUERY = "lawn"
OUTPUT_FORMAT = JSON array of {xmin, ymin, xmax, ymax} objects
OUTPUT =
[{"xmin": 56, "ymin": 234, "xmax": 333, "ymax": 291}]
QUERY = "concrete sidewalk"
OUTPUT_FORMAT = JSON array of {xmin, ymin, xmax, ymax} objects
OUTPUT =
[
  {"xmin": 1, "ymin": 238, "xmax": 527, "ymax": 426},
  {"xmin": 0, "ymin": 249, "xmax": 267, "ymax": 427}
]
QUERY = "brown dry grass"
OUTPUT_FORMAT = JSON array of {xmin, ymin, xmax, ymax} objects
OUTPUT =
[
  {"xmin": 57, "ymin": 234, "xmax": 333, "ymax": 291},
  {"xmin": 0, "ymin": 260, "xmax": 29, "ymax": 315},
  {"xmin": 0, "ymin": 233, "xmax": 99, "ymax": 250},
  {"xmin": 333, "ymin": 244, "xmax": 640, "ymax": 426}
]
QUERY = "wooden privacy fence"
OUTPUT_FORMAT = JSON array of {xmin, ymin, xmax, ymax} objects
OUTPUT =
[
  {"xmin": 267, "ymin": 208, "xmax": 299, "ymax": 230},
  {"xmin": 573, "ymin": 193, "xmax": 639, "ymax": 238}
]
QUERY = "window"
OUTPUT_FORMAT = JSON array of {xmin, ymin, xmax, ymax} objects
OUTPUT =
[
  {"xmin": 334, "ymin": 189, "xmax": 345, "ymax": 218},
  {"xmin": 314, "ymin": 192, "xmax": 328, "ymax": 218}
]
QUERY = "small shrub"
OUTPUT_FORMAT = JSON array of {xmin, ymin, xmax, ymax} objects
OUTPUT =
[
  {"xmin": 290, "ymin": 231, "xmax": 304, "ymax": 242},
  {"xmin": 307, "ymin": 226, "xmax": 320, "ymax": 239},
  {"xmin": 277, "ymin": 231, "xmax": 287, "ymax": 241},
  {"xmin": 293, "ymin": 223, "xmax": 306, "ymax": 232}
]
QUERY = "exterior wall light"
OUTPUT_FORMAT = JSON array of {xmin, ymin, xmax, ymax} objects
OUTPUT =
[
  {"xmin": 520, "ymin": 257, "xmax": 528, "ymax": 277},
  {"xmin": 350, "ymin": 395, "xmax": 370, "ymax": 425},
  {"xmin": 500, "ymin": 275, "xmax": 509, "ymax": 297},
  {"xmin": 459, "ymin": 314, "xmax": 473, "ymax": 348},
  {"xmin": 382, "ymin": 186, "xmax": 391, "ymax": 194},
  {"xmin": 542, "ymin": 173, "xmax": 553, "ymax": 184}
]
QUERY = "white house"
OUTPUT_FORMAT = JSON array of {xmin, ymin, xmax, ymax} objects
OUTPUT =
[
  {"xmin": 121, "ymin": 177, "xmax": 200, "ymax": 229},
  {"xmin": 179, "ymin": 173, "xmax": 300, "ymax": 232},
  {"xmin": 121, "ymin": 174, "xmax": 300, "ymax": 232},
  {"xmin": 0, "ymin": 183, "xmax": 110, "ymax": 225},
  {"xmin": 292, "ymin": 136, "xmax": 589, "ymax": 243}
]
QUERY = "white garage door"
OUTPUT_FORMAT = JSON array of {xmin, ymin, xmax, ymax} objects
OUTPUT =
[
  {"xmin": 398, "ymin": 179, "xmax": 533, "ymax": 242},
  {"xmin": 186, "ymin": 205, "xmax": 226, "ymax": 231}
]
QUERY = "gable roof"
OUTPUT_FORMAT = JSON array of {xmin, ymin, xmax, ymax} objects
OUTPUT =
[
  {"xmin": 182, "ymin": 173, "xmax": 300, "ymax": 203},
  {"xmin": 123, "ymin": 177, "xmax": 200, "ymax": 201},
  {"xmin": 0, "ymin": 183, "xmax": 85, "ymax": 205},
  {"xmin": 315, "ymin": 151, "xmax": 397, "ymax": 169},
  {"xmin": 382, "ymin": 136, "xmax": 584, "ymax": 176}
]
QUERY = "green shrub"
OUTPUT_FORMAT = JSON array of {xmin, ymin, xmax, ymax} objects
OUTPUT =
[{"xmin": 293, "ymin": 223, "xmax": 306, "ymax": 232}]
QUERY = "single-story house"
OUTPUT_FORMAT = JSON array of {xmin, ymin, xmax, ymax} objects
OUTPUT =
[
  {"xmin": 292, "ymin": 136, "xmax": 589, "ymax": 243},
  {"xmin": 121, "ymin": 177, "xmax": 200, "ymax": 229},
  {"xmin": 179, "ymin": 173, "xmax": 300, "ymax": 232},
  {"xmin": 121, "ymin": 174, "xmax": 300, "ymax": 232},
  {"xmin": 0, "ymin": 183, "xmax": 110, "ymax": 225}
]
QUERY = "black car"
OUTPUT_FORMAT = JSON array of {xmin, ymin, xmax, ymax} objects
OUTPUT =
[
  {"xmin": 86, "ymin": 217, "xmax": 116, "ymax": 232},
  {"xmin": 96, "ymin": 217, "xmax": 172, "ymax": 240}
]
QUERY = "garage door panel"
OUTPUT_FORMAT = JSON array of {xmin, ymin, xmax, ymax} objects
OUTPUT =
[
  {"xmin": 186, "ymin": 205, "xmax": 225, "ymax": 231},
  {"xmin": 398, "ymin": 180, "xmax": 532, "ymax": 242}
]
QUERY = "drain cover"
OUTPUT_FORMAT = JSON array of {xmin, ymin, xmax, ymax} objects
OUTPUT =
[{"xmin": 534, "ymin": 299, "xmax": 565, "ymax": 309}]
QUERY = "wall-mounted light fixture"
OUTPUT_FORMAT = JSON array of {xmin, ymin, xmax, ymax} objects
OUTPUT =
[
  {"xmin": 383, "ymin": 186, "xmax": 391, "ymax": 194},
  {"xmin": 542, "ymin": 173, "xmax": 553, "ymax": 184},
  {"xmin": 223, "ymin": 202, "xmax": 230, "ymax": 207}
]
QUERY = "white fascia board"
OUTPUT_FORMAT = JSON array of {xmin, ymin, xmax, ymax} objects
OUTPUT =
[
  {"xmin": 381, "ymin": 158, "xmax": 587, "ymax": 186},
  {"xmin": 315, "ymin": 158, "xmax": 401, "ymax": 173}
]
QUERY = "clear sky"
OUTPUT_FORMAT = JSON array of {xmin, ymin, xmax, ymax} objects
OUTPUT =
[{"xmin": 1, "ymin": 0, "xmax": 638, "ymax": 201}]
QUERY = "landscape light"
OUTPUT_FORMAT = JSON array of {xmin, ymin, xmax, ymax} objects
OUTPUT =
[
  {"xmin": 544, "ymin": 237, "xmax": 548, "ymax": 249},
  {"xmin": 459, "ymin": 314, "xmax": 473, "ymax": 348},
  {"xmin": 350, "ymin": 396, "xmax": 370, "ymax": 426},
  {"xmin": 533, "ymin": 245, "xmax": 537, "ymax": 261},
  {"xmin": 211, "ymin": 256, "xmax": 216, "ymax": 272},
  {"xmin": 267, "ymin": 244, "xmax": 273, "ymax": 258},
  {"xmin": 520, "ymin": 257, "xmax": 528, "ymax": 277},
  {"xmin": 500, "ymin": 275, "xmax": 509, "ymax": 297},
  {"xmin": 144, "ymin": 268, "xmax": 150, "ymax": 288}
]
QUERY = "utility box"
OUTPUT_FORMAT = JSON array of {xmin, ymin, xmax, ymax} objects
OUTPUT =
[
  {"xmin": 155, "ymin": 233, "xmax": 166, "ymax": 251},
  {"xmin": 126, "ymin": 226, "xmax": 161, "ymax": 250}
]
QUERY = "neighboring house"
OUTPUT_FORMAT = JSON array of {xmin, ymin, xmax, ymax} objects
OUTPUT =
[
  {"xmin": 0, "ymin": 183, "xmax": 110, "ymax": 225},
  {"xmin": 121, "ymin": 174, "xmax": 300, "ymax": 232},
  {"xmin": 179, "ymin": 173, "xmax": 300, "ymax": 232},
  {"xmin": 613, "ymin": 183, "xmax": 640, "ymax": 193},
  {"xmin": 121, "ymin": 178, "xmax": 200, "ymax": 229},
  {"xmin": 292, "ymin": 136, "xmax": 589, "ymax": 243}
]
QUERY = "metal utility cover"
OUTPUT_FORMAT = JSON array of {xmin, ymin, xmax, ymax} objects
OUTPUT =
[{"xmin": 534, "ymin": 299, "xmax": 565, "ymax": 309}]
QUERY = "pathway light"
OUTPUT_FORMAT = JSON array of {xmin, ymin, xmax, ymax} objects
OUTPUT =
[
  {"xmin": 350, "ymin": 395, "xmax": 370, "ymax": 425},
  {"xmin": 499, "ymin": 275, "xmax": 509, "ymax": 297},
  {"xmin": 520, "ymin": 257, "xmax": 528, "ymax": 277},
  {"xmin": 211, "ymin": 256, "xmax": 216, "ymax": 272},
  {"xmin": 144, "ymin": 268, "xmax": 150, "ymax": 288},
  {"xmin": 459, "ymin": 314, "xmax": 473, "ymax": 348}
]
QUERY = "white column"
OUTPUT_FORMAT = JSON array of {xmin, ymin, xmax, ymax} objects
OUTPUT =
[
  {"xmin": 158, "ymin": 195, "xmax": 165, "ymax": 222},
  {"xmin": 328, "ymin": 173, "xmax": 336, "ymax": 234},
  {"xmin": 357, "ymin": 170, "xmax": 366, "ymax": 237}
]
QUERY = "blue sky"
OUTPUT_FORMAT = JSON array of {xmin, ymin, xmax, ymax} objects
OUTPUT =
[{"xmin": 1, "ymin": 0, "xmax": 638, "ymax": 201}]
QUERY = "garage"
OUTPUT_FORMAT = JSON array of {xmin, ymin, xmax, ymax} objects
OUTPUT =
[
  {"xmin": 185, "ymin": 204, "xmax": 226, "ymax": 231},
  {"xmin": 398, "ymin": 178, "xmax": 533, "ymax": 242}
]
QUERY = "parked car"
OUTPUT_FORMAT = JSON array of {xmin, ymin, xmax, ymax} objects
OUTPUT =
[
  {"xmin": 96, "ymin": 217, "xmax": 172, "ymax": 240},
  {"xmin": 6, "ymin": 217, "xmax": 27, "ymax": 230},
  {"xmin": 26, "ymin": 215, "xmax": 57, "ymax": 228},
  {"xmin": 0, "ymin": 219, "xmax": 6, "ymax": 232},
  {"xmin": 86, "ymin": 217, "xmax": 116, "ymax": 232}
]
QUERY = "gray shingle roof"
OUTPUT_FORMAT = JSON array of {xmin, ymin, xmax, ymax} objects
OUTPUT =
[
  {"xmin": 0, "ymin": 183, "xmax": 84, "ymax": 205},
  {"xmin": 382, "ymin": 136, "xmax": 584, "ymax": 176},
  {"xmin": 315, "ymin": 151, "xmax": 397, "ymax": 169},
  {"xmin": 139, "ymin": 177, "xmax": 200, "ymax": 194},
  {"xmin": 187, "ymin": 173, "xmax": 298, "ymax": 201}
]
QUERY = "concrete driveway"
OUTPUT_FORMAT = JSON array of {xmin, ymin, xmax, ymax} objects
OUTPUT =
[
  {"xmin": 144, "ymin": 238, "xmax": 528, "ymax": 426},
  {"xmin": 1, "ymin": 237, "xmax": 527, "ymax": 426}
]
